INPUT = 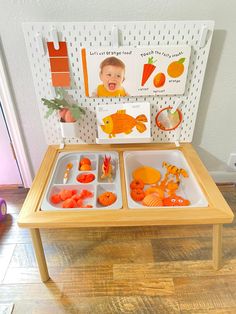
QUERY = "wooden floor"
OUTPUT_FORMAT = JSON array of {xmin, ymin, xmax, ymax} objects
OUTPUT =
[{"xmin": 0, "ymin": 185, "xmax": 236, "ymax": 313}]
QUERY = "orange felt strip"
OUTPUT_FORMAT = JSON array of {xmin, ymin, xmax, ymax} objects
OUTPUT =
[
  {"xmin": 81, "ymin": 48, "xmax": 89, "ymax": 97},
  {"xmin": 47, "ymin": 42, "xmax": 68, "ymax": 57},
  {"xmin": 49, "ymin": 57, "xmax": 69, "ymax": 72},
  {"xmin": 51, "ymin": 72, "xmax": 70, "ymax": 87}
]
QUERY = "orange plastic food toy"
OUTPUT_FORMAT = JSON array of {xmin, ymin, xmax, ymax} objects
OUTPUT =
[
  {"xmin": 80, "ymin": 158, "xmax": 91, "ymax": 166},
  {"xmin": 142, "ymin": 194, "xmax": 163, "ymax": 207},
  {"xmin": 130, "ymin": 179, "xmax": 144, "ymax": 190},
  {"xmin": 163, "ymin": 194, "xmax": 190, "ymax": 206},
  {"xmin": 144, "ymin": 187, "xmax": 165, "ymax": 199},
  {"xmin": 80, "ymin": 164, "xmax": 92, "ymax": 171},
  {"xmin": 130, "ymin": 189, "xmax": 145, "ymax": 202},
  {"xmin": 98, "ymin": 192, "xmax": 117, "ymax": 206},
  {"xmin": 77, "ymin": 173, "xmax": 95, "ymax": 183},
  {"xmin": 133, "ymin": 166, "xmax": 161, "ymax": 185}
]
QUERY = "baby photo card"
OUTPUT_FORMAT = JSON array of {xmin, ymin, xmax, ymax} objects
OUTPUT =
[
  {"xmin": 96, "ymin": 102, "xmax": 151, "ymax": 143},
  {"xmin": 81, "ymin": 45, "xmax": 191, "ymax": 97}
]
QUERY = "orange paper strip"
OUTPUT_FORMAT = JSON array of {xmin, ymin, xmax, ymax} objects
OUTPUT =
[
  {"xmin": 49, "ymin": 57, "xmax": 69, "ymax": 72},
  {"xmin": 81, "ymin": 48, "xmax": 89, "ymax": 97},
  {"xmin": 47, "ymin": 42, "xmax": 68, "ymax": 57},
  {"xmin": 51, "ymin": 72, "xmax": 70, "ymax": 87}
]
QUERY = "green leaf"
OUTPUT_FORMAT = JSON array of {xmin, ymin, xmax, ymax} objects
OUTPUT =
[
  {"xmin": 54, "ymin": 98, "xmax": 69, "ymax": 108},
  {"xmin": 44, "ymin": 108, "xmax": 54, "ymax": 118},
  {"xmin": 55, "ymin": 88, "xmax": 65, "ymax": 100},
  {"xmin": 147, "ymin": 56, "xmax": 157, "ymax": 64},
  {"xmin": 79, "ymin": 107, "xmax": 86, "ymax": 114},
  {"xmin": 178, "ymin": 58, "xmax": 185, "ymax": 64}
]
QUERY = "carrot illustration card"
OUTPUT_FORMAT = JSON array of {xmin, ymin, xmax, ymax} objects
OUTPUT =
[
  {"xmin": 96, "ymin": 102, "xmax": 151, "ymax": 143},
  {"xmin": 81, "ymin": 45, "xmax": 191, "ymax": 97}
]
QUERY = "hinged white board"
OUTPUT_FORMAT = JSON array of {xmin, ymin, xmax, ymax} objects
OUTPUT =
[{"xmin": 23, "ymin": 20, "xmax": 214, "ymax": 144}]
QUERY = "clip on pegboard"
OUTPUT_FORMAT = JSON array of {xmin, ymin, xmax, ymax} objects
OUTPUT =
[
  {"xmin": 171, "ymin": 99, "xmax": 182, "ymax": 114},
  {"xmin": 35, "ymin": 32, "xmax": 45, "ymax": 55},
  {"xmin": 51, "ymin": 26, "xmax": 60, "ymax": 50},
  {"xmin": 199, "ymin": 25, "xmax": 208, "ymax": 48},
  {"xmin": 171, "ymin": 99, "xmax": 182, "ymax": 147},
  {"xmin": 112, "ymin": 25, "xmax": 119, "ymax": 47}
]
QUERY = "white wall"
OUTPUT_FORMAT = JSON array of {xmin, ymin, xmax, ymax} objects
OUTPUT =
[{"xmin": 0, "ymin": 0, "xmax": 235, "ymax": 181}]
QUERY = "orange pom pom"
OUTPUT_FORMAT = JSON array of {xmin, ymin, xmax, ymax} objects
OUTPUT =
[{"xmin": 50, "ymin": 194, "xmax": 61, "ymax": 204}]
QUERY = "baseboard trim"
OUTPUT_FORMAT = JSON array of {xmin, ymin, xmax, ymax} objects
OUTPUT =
[{"xmin": 209, "ymin": 171, "xmax": 236, "ymax": 184}]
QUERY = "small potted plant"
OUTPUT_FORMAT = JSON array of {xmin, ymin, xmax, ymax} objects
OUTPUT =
[{"xmin": 42, "ymin": 88, "xmax": 85, "ymax": 138}]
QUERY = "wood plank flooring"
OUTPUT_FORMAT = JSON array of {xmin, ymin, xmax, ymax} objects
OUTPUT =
[{"xmin": 0, "ymin": 184, "xmax": 235, "ymax": 313}]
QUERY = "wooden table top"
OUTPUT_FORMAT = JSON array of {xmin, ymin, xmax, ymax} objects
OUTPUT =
[{"xmin": 18, "ymin": 143, "xmax": 234, "ymax": 228}]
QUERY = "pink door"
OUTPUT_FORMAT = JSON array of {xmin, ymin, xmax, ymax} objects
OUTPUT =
[{"xmin": 0, "ymin": 104, "xmax": 22, "ymax": 185}]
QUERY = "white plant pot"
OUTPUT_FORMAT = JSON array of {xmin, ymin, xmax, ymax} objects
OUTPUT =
[{"xmin": 60, "ymin": 121, "xmax": 79, "ymax": 138}]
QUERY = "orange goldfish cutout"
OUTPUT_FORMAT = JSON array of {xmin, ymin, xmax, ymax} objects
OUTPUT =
[{"xmin": 100, "ymin": 110, "xmax": 148, "ymax": 138}]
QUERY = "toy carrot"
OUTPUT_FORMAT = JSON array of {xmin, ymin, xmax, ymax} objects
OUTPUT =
[{"xmin": 141, "ymin": 56, "xmax": 157, "ymax": 86}]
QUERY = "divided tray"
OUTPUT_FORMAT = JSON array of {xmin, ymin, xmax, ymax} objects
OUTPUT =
[{"xmin": 41, "ymin": 151, "xmax": 122, "ymax": 210}]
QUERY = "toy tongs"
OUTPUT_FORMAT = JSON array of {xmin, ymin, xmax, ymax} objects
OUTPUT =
[{"xmin": 63, "ymin": 163, "xmax": 73, "ymax": 184}]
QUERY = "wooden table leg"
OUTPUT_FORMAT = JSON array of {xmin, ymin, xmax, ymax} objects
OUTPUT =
[
  {"xmin": 30, "ymin": 228, "xmax": 50, "ymax": 282},
  {"xmin": 212, "ymin": 224, "xmax": 222, "ymax": 270}
]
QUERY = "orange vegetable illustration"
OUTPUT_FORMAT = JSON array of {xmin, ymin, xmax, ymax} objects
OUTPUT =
[
  {"xmin": 167, "ymin": 58, "xmax": 185, "ymax": 78},
  {"xmin": 141, "ymin": 56, "xmax": 157, "ymax": 86},
  {"xmin": 153, "ymin": 72, "xmax": 166, "ymax": 88},
  {"xmin": 100, "ymin": 110, "xmax": 148, "ymax": 138}
]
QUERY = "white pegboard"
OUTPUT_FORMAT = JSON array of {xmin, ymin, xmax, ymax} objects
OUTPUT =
[{"xmin": 23, "ymin": 21, "xmax": 214, "ymax": 145}]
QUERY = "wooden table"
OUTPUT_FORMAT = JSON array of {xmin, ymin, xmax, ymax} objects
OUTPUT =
[{"xmin": 18, "ymin": 143, "xmax": 234, "ymax": 282}]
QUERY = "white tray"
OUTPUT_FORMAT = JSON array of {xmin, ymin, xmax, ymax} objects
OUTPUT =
[
  {"xmin": 41, "ymin": 151, "xmax": 122, "ymax": 211},
  {"xmin": 124, "ymin": 150, "xmax": 208, "ymax": 209}
]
